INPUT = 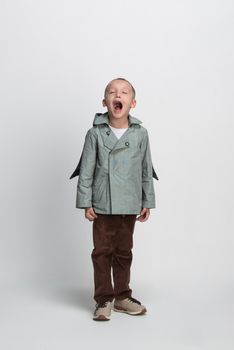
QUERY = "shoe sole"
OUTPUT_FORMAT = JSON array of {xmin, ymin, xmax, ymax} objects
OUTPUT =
[
  {"xmin": 113, "ymin": 306, "xmax": 147, "ymax": 315},
  {"xmin": 93, "ymin": 315, "xmax": 110, "ymax": 321}
]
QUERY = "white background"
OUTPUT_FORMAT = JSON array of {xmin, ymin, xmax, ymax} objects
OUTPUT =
[{"xmin": 1, "ymin": 0, "xmax": 234, "ymax": 349}]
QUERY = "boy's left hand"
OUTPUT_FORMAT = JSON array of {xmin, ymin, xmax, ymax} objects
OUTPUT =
[{"xmin": 136, "ymin": 208, "xmax": 150, "ymax": 222}]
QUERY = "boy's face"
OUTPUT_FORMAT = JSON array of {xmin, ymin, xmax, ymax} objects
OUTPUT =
[{"xmin": 102, "ymin": 80, "xmax": 136, "ymax": 120}]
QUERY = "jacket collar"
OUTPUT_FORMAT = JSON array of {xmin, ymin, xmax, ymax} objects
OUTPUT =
[
  {"xmin": 93, "ymin": 112, "xmax": 142, "ymax": 126},
  {"xmin": 93, "ymin": 112, "xmax": 142, "ymax": 152}
]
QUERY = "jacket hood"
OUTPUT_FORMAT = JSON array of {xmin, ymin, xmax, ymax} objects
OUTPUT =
[{"xmin": 93, "ymin": 112, "xmax": 142, "ymax": 126}]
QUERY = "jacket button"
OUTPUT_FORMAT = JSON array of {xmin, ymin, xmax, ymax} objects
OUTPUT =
[
  {"xmin": 106, "ymin": 130, "xmax": 110, "ymax": 135},
  {"xmin": 125, "ymin": 141, "xmax": 129, "ymax": 146}
]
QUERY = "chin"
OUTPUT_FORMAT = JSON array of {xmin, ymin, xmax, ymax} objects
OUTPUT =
[{"xmin": 110, "ymin": 110, "xmax": 128, "ymax": 118}]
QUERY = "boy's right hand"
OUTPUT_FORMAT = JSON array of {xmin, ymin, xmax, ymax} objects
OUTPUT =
[{"xmin": 85, "ymin": 207, "xmax": 98, "ymax": 221}]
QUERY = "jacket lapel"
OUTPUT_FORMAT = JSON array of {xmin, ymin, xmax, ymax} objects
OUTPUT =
[
  {"xmin": 95, "ymin": 112, "xmax": 142, "ymax": 152},
  {"xmin": 101, "ymin": 125, "xmax": 118, "ymax": 151}
]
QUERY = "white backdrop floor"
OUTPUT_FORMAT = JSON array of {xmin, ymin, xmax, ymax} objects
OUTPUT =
[{"xmin": 1, "ymin": 281, "xmax": 233, "ymax": 350}]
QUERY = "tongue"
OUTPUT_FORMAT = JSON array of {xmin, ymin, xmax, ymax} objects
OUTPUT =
[{"xmin": 114, "ymin": 103, "xmax": 122, "ymax": 111}]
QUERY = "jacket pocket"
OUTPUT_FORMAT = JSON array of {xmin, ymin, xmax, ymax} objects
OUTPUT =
[{"xmin": 92, "ymin": 175, "xmax": 107, "ymax": 203}]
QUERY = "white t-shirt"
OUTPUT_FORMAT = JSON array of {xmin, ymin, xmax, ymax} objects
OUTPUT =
[{"xmin": 109, "ymin": 125, "xmax": 128, "ymax": 139}]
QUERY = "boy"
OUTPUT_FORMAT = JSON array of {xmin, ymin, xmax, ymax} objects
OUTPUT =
[{"xmin": 70, "ymin": 78, "xmax": 159, "ymax": 321}]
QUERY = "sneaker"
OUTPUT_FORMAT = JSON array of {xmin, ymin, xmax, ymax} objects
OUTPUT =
[
  {"xmin": 113, "ymin": 297, "xmax": 147, "ymax": 315},
  {"xmin": 93, "ymin": 301, "xmax": 112, "ymax": 321}
]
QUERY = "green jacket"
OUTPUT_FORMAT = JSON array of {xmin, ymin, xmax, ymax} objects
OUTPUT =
[{"xmin": 70, "ymin": 112, "xmax": 159, "ymax": 214}]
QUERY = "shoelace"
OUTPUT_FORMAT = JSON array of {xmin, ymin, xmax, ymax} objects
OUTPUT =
[
  {"xmin": 95, "ymin": 301, "xmax": 110, "ymax": 310},
  {"xmin": 126, "ymin": 297, "xmax": 141, "ymax": 305}
]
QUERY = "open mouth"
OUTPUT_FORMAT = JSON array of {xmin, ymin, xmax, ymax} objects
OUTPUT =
[{"xmin": 113, "ymin": 101, "xmax": 123, "ymax": 111}]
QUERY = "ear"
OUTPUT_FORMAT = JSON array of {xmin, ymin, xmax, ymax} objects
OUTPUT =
[
  {"xmin": 102, "ymin": 99, "xmax": 106, "ymax": 107},
  {"xmin": 131, "ymin": 99, "xmax": 136, "ymax": 108}
]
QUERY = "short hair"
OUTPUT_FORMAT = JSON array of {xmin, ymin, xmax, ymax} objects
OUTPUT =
[{"xmin": 104, "ymin": 77, "xmax": 136, "ymax": 99}]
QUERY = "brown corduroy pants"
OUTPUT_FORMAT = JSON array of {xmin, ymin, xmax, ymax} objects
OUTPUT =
[{"xmin": 91, "ymin": 214, "xmax": 137, "ymax": 304}]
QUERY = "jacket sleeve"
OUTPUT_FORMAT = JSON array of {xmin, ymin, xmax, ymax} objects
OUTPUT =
[
  {"xmin": 76, "ymin": 129, "xmax": 97, "ymax": 208},
  {"xmin": 141, "ymin": 130, "xmax": 156, "ymax": 209}
]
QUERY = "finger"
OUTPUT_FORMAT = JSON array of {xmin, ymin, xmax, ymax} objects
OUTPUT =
[
  {"xmin": 90, "ymin": 209, "xmax": 98, "ymax": 218},
  {"xmin": 138, "ymin": 215, "xmax": 144, "ymax": 222},
  {"xmin": 85, "ymin": 212, "xmax": 95, "ymax": 221},
  {"xmin": 143, "ymin": 213, "xmax": 150, "ymax": 222},
  {"xmin": 140, "ymin": 212, "xmax": 149, "ymax": 222},
  {"xmin": 86, "ymin": 208, "xmax": 96, "ymax": 218}
]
